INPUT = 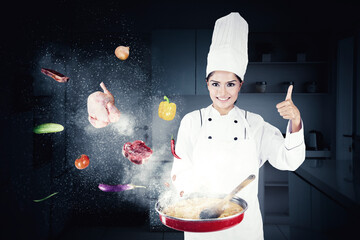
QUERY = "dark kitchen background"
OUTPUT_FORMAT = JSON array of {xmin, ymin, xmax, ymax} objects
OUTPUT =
[{"xmin": 1, "ymin": 0, "xmax": 360, "ymax": 239}]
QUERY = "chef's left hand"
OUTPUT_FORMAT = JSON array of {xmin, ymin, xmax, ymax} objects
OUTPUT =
[{"xmin": 276, "ymin": 85, "xmax": 301, "ymax": 133}]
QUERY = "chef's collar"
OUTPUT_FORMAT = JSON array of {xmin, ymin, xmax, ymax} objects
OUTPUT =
[{"xmin": 210, "ymin": 105, "xmax": 237, "ymax": 118}]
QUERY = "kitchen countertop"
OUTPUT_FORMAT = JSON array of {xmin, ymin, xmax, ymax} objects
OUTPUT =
[{"xmin": 294, "ymin": 159, "xmax": 360, "ymax": 212}]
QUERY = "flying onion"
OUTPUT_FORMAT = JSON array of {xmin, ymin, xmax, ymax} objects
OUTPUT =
[{"xmin": 115, "ymin": 46, "xmax": 130, "ymax": 60}]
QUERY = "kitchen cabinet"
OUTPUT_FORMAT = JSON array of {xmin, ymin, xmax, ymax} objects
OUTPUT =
[
  {"xmin": 263, "ymin": 155, "xmax": 332, "ymax": 225},
  {"xmin": 152, "ymin": 30, "xmax": 330, "ymax": 95},
  {"xmin": 289, "ymin": 172, "xmax": 356, "ymax": 239},
  {"xmin": 151, "ymin": 30, "xmax": 196, "ymax": 95},
  {"xmin": 263, "ymin": 162, "xmax": 290, "ymax": 224},
  {"xmin": 195, "ymin": 29, "xmax": 212, "ymax": 95},
  {"xmin": 243, "ymin": 61, "xmax": 329, "ymax": 94},
  {"xmin": 289, "ymin": 173, "xmax": 311, "ymax": 232},
  {"xmin": 151, "ymin": 29, "xmax": 212, "ymax": 96},
  {"xmin": 242, "ymin": 31, "xmax": 330, "ymax": 94},
  {"xmin": 336, "ymin": 36, "xmax": 356, "ymax": 182}
]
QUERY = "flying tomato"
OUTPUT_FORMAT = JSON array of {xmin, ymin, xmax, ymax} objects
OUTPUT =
[{"xmin": 75, "ymin": 154, "xmax": 90, "ymax": 170}]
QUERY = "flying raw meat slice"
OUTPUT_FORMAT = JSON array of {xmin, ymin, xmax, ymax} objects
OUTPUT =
[
  {"xmin": 122, "ymin": 140, "xmax": 153, "ymax": 165},
  {"xmin": 87, "ymin": 82, "xmax": 121, "ymax": 128},
  {"xmin": 41, "ymin": 68, "xmax": 69, "ymax": 82}
]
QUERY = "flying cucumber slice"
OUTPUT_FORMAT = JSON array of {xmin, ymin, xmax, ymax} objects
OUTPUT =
[{"xmin": 33, "ymin": 123, "xmax": 64, "ymax": 134}]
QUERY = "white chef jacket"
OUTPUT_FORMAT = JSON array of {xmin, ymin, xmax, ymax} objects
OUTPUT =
[{"xmin": 171, "ymin": 104, "xmax": 305, "ymax": 240}]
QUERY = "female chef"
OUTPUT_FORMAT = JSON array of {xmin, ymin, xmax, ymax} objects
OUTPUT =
[{"xmin": 170, "ymin": 12, "xmax": 305, "ymax": 240}]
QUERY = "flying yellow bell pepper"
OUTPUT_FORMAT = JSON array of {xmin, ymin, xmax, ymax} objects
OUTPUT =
[{"xmin": 158, "ymin": 96, "xmax": 176, "ymax": 121}]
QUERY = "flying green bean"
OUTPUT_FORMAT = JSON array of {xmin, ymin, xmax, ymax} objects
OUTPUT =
[{"xmin": 33, "ymin": 192, "xmax": 59, "ymax": 202}]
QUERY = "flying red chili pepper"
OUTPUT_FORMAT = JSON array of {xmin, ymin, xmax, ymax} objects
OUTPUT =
[{"xmin": 171, "ymin": 135, "xmax": 181, "ymax": 159}]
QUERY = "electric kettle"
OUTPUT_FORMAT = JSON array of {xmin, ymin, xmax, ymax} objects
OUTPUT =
[{"xmin": 308, "ymin": 130, "xmax": 323, "ymax": 150}]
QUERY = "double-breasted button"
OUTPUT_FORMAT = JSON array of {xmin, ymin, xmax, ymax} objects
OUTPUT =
[
  {"xmin": 208, "ymin": 136, "xmax": 212, "ymax": 139},
  {"xmin": 208, "ymin": 118, "xmax": 212, "ymax": 121},
  {"xmin": 234, "ymin": 137, "xmax": 238, "ymax": 141},
  {"xmin": 234, "ymin": 120, "xmax": 238, "ymax": 123}
]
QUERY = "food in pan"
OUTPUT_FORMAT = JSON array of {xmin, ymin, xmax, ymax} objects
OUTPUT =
[
  {"xmin": 158, "ymin": 96, "xmax": 176, "ymax": 121},
  {"xmin": 115, "ymin": 46, "xmax": 130, "ymax": 60},
  {"xmin": 87, "ymin": 82, "xmax": 121, "ymax": 128},
  {"xmin": 41, "ymin": 68, "xmax": 69, "ymax": 82},
  {"xmin": 162, "ymin": 197, "xmax": 243, "ymax": 219},
  {"xmin": 122, "ymin": 140, "xmax": 153, "ymax": 164}
]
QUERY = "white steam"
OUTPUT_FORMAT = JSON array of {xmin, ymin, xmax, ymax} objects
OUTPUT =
[{"xmin": 109, "ymin": 113, "xmax": 135, "ymax": 136}]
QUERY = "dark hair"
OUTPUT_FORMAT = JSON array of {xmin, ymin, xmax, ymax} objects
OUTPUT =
[{"xmin": 206, "ymin": 71, "xmax": 243, "ymax": 83}]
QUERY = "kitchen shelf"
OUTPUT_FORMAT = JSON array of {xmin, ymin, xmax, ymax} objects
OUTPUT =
[
  {"xmin": 245, "ymin": 60, "xmax": 329, "ymax": 94},
  {"xmin": 241, "ymin": 92, "xmax": 329, "ymax": 95},
  {"xmin": 265, "ymin": 182, "xmax": 289, "ymax": 187},
  {"xmin": 306, "ymin": 150, "xmax": 331, "ymax": 158},
  {"xmin": 248, "ymin": 61, "xmax": 327, "ymax": 65}
]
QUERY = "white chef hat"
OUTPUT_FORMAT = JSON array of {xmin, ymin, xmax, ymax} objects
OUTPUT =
[{"xmin": 206, "ymin": 12, "xmax": 249, "ymax": 81}]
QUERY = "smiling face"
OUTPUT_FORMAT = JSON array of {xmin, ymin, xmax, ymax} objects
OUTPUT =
[{"xmin": 207, "ymin": 71, "xmax": 243, "ymax": 115}]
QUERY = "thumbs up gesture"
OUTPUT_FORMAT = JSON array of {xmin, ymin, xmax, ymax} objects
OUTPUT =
[{"xmin": 276, "ymin": 85, "xmax": 301, "ymax": 132}]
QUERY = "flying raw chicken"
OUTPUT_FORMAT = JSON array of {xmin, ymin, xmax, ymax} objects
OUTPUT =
[{"xmin": 87, "ymin": 82, "xmax": 121, "ymax": 128}]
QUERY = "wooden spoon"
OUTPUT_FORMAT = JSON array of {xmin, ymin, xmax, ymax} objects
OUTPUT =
[{"xmin": 199, "ymin": 174, "xmax": 256, "ymax": 219}]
